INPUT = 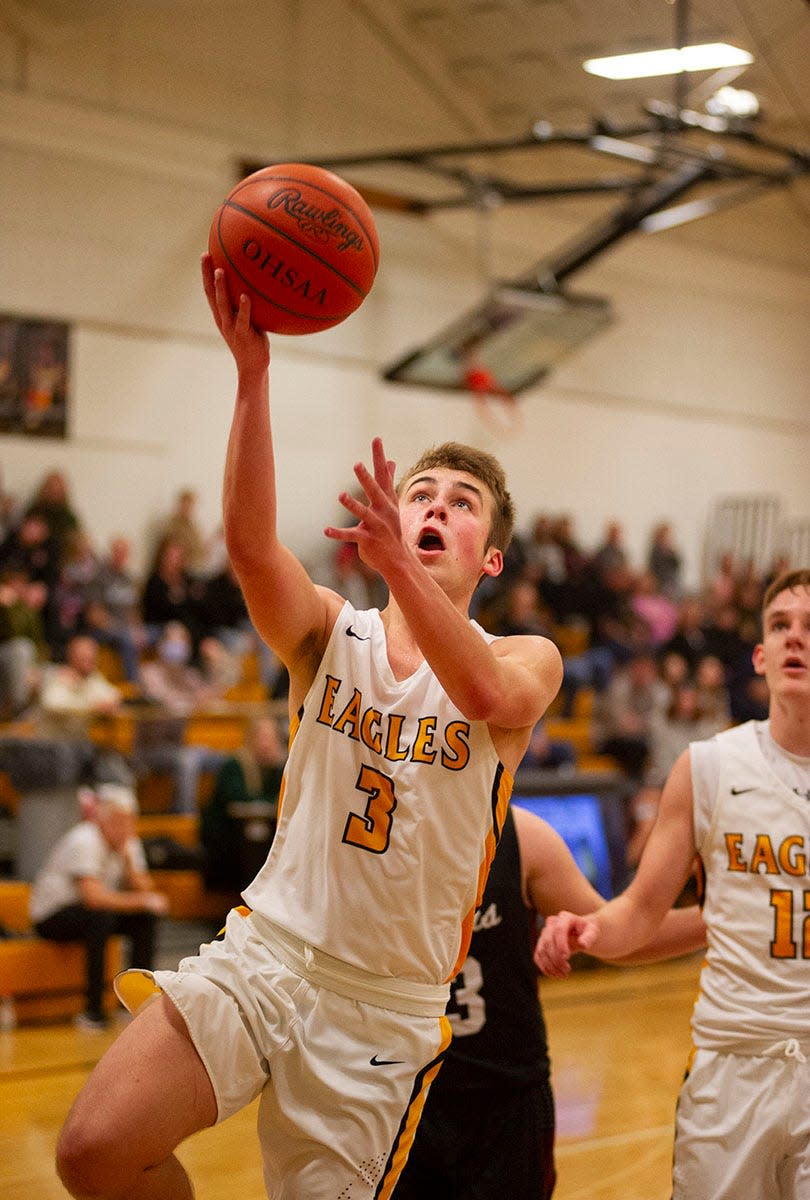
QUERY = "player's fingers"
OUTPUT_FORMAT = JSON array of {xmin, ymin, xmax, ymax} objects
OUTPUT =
[
  {"xmin": 338, "ymin": 492, "xmax": 367, "ymax": 519},
  {"xmin": 201, "ymin": 257, "xmax": 224, "ymax": 324},
  {"xmin": 533, "ymin": 936, "xmax": 570, "ymax": 978},
  {"xmin": 371, "ymin": 438, "xmax": 392, "ymax": 488},
  {"xmin": 324, "ymin": 525, "xmax": 359, "ymax": 543},
  {"xmin": 548, "ymin": 913, "xmax": 578, "ymax": 960},
  {"xmin": 234, "ymin": 291, "xmax": 253, "ymax": 332},
  {"xmin": 353, "ymin": 458, "xmax": 387, "ymax": 504},
  {"xmin": 576, "ymin": 922, "xmax": 598, "ymax": 951}
]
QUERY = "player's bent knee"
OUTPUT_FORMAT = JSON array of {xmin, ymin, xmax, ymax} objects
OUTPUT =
[{"xmin": 56, "ymin": 1118, "xmax": 129, "ymax": 1200}]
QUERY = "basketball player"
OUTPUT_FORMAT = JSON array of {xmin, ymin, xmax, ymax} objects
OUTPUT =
[
  {"xmin": 54, "ymin": 256, "xmax": 564, "ymax": 1200},
  {"xmin": 395, "ymin": 802, "xmax": 706, "ymax": 1200},
  {"xmin": 536, "ymin": 569, "xmax": 810, "ymax": 1200}
]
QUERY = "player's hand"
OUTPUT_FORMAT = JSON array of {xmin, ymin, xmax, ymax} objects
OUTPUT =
[
  {"xmin": 201, "ymin": 253, "xmax": 270, "ymax": 380},
  {"xmin": 533, "ymin": 911, "xmax": 599, "ymax": 978},
  {"xmin": 324, "ymin": 438, "xmax": 403, "ymax": 575}
]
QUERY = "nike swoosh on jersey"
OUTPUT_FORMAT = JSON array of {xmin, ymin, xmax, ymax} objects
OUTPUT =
[
  {"xmin": 369, "ymin": 1055, "xmax": 404, "ymax": 1066},
  {"xmin": 346, "ymin": 626, "xmax": 370, "ymax": 641},
  {"xmin": 730, "ymin": 786, "xmax": 756, "ymax": 795}
]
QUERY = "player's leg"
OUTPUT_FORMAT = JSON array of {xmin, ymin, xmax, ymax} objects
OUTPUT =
[
  {"xmin": 673, "ymin": 1049, "xmax": 783, "ymax": 1199},
  {"xmin": 257, "ymin": 986, "xmax": 451, "ymax": 1199},
  {"xmin": 56, "ymin": 993, "xmax": 217, "ymax": 1200}
]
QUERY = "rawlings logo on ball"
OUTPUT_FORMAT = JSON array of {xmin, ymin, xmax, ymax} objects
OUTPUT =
[{"xmin": 266, "ymin": 188, "xmax": 366, "ymax": 254}]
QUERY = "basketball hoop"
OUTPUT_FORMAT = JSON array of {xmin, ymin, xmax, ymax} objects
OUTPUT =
[{"xmin": 463, "ymin": 359, "xmax": 522, "ymax": 434}]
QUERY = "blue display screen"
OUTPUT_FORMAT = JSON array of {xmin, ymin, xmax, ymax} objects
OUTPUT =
[{"xmin": 512, "ymin": 793, "xmax": 613, "ymax": 899}]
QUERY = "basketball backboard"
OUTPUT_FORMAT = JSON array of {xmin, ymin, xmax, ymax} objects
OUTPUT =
[{"xmin": 382, "ymin": 287, "xmax": 614, "ymax": 396}]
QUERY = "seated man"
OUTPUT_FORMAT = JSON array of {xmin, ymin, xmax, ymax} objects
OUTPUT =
[{"xmin": 30, "ymin": 782, "xmax": 168, "ymax": 1031}]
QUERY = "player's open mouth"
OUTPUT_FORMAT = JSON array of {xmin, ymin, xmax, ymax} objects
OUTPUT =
[
  {"xmin": 417, "ymin": 529, "xmax": 445, "ymax": 553},
  {"xmin": 782, "ymin": 656, "xmax": 806, "ymax": 673}
]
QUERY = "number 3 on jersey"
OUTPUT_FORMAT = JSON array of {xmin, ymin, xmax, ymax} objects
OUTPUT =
[{"xmin": 342, "ymin": 765, "xmax": 397, "ymax": 854}]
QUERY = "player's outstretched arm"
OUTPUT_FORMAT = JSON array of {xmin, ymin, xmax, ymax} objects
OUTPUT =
[
  {"xmin": 533, "ymin": 750, "xmax": 698, "ymax": 976},
  {"xmin": 203, "ymin": 255, "xmax": 342, "ymax": 674}
]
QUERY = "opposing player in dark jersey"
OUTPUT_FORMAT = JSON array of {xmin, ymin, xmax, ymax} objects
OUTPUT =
[{"xmin": 396, "ymin": 803, "xmax": 706, "ymax": 1200}]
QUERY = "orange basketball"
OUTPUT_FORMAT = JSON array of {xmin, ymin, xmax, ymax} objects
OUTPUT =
[{"xmin": 208, "ymin": 163, "xmax": 379, "ymax": 335}]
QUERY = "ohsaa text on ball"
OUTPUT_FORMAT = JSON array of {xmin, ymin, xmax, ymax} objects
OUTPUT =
[{"xmin": 242, "ymin": 239, "xmax": 328, "ymax": 306}]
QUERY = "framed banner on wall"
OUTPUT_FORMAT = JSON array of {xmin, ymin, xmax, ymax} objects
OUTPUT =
[{"xmin": 0, "ymin": 314, "xmax": 70, "ymax": 439}]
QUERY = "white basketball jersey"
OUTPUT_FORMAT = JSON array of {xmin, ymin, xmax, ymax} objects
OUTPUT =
[
  {"xmin": 244, "ymin": 602, "xmax": 513, "ymax": 986},
  {"xmin": 690, "ymin": 721, "xmax": 810, "ymax": 1052}
]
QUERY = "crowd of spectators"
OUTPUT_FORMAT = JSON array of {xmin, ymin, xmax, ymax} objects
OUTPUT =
[
  {"xmin": 0, "ymin": 468, "xmax": 798, "ymax": 839},
  {"xmin": 0, "ymin": 473, "xmax": 280, "ymax": 720}
]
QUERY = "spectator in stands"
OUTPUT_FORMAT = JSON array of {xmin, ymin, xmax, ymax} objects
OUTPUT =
[
  {"xmin": 30, "ymin": 781, "xmax": 168, "ymax": 1032},
  {"xmin": 705, "ymin": 550, "xmax": 738, "ymax": 611},
  {"xmin": 139, "ymin": 621, "xmax": 240, "ymax": 711},
  {"xmin": 489, "ymin": 578, "xmax": 553, "ymax": 639},
  {"xmin": 559, "ymin": 570, "xmax": 651, "ymax": 719},
  {"xmin": 0, "ymin": 511, "xmax": 60, "ymax": 589},
  {"xmin": 196, "ymin": 556, "xmax": 252, "ymax": 647},
  {"xmin": 592, "ymin": 520, "xmax": 629, "ymax": 580},
  {"xmin": 24, "ymin": 469, "xmax": 81, "ymax": 562},
  {"xmin": 693, "ymin": 653, "xmax": 732, "ymax": 730},
  {"xmin": 590, "ymin": 651, "xmax": 669, "ymax": 782},
  {"xmin": 524, "ymin": 514, "xmax": 567, "ymax": 588},
  {"xmin": 658, "ymin": 649, "xmax": 691, "ymax": 694},
  {"xmin": 0, "ymin": 511, "xmax": 63, "ymax": 651},
  {"xmin": 726, "ymin": 609, "xmax": 769, "ymax": 723},
  {"xmin": 141, "ymin": 535, "xmax": 202, "ymax": 645},
  {"xmin": 629, "ymin": 569, "xmax": 679, "ymax": 649},
  {"xmin": 735, "ymin": 574, "xmax": 765, "ymax": 628},
  {"xmin": 197, "ymin": 558, "xmax": 281, "ymax": 697},
  {"xmin": 547, "ymin": 513, "xmax": 590, "ymax": 622},
  {"xmin": 84, "ymin": 535, "xmax": 147, "ymax": 682},
  {"xmin": 36, "ymin": 633, "xmax": 122, "ymax": 740},
  {"xmin": 625, "ymin": 680, "xmax": 728, "ymax": 868},
  {"xmin": 0, "ymin": 568, "xmax": 47, "ymax": 719},
  {"xmin": 51, "ymin": 529, "xmax": 100, "ymax": 657},
  {"xmin": 157, "ymin": 488, "xmax": 208, "ymax": 577},
  {"xmin": 200, "ymin": 716, "xmax": 286, "ymax": 893},
  {"xmin": 646, "ymin": 520, "xmax": 683, "ymax": 599},
  {"xmin": 553, "ymin": 513, "xmax": 589, "ymax": 580},
  {"xmin": 659, "ymin": 593, "xmax": 710, "ymax": 672},
  {"xmin": 702, "ymin": 601, "xmax": 747, "ymax": 671},
  {"xmin": 133, "ymin": 622, "xmax": 234, "ymax": 813}
]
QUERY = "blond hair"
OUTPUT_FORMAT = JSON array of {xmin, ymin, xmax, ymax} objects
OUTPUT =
[
  {"xmin": 762, "ymin": 568, "xmax": 810, "ymax": 615},
  {"xmin": 398, "ymin": 442, "xmax": 515, "ymax": 551}
]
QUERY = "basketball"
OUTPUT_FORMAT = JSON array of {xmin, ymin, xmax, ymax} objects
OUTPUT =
[{"xmin": 208, "ymin": 162, "xmax": 380, "ymax": 335}]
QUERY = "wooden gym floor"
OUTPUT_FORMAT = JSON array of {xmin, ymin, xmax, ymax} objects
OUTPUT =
[{"xmin": 0, "ymin": 950, "xmax": 701, "ymax": 1199}]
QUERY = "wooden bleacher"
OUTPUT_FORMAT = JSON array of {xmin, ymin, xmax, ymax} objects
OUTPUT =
[{"xmin": 0, "ymin": 880, "xmax": 123, "ymax": 1025}]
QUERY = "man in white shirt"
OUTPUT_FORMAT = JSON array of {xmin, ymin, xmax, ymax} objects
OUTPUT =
[{"xmin": 31, "ymin": 782, "xmax": 168, "ymax": 1030}]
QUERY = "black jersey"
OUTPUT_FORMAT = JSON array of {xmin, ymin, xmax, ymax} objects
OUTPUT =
[{"xmin": 432, "ymin": 803, "xmax": 550, "ymax": 1091}]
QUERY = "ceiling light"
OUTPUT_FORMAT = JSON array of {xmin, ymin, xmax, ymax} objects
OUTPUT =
[
  {"xmin": 584, "ymin": 43, "xmax": 753, "ymax": 81},
  {"xmin": 705, "ymin": 85, "xmax": 760, "ymax": 119}
]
